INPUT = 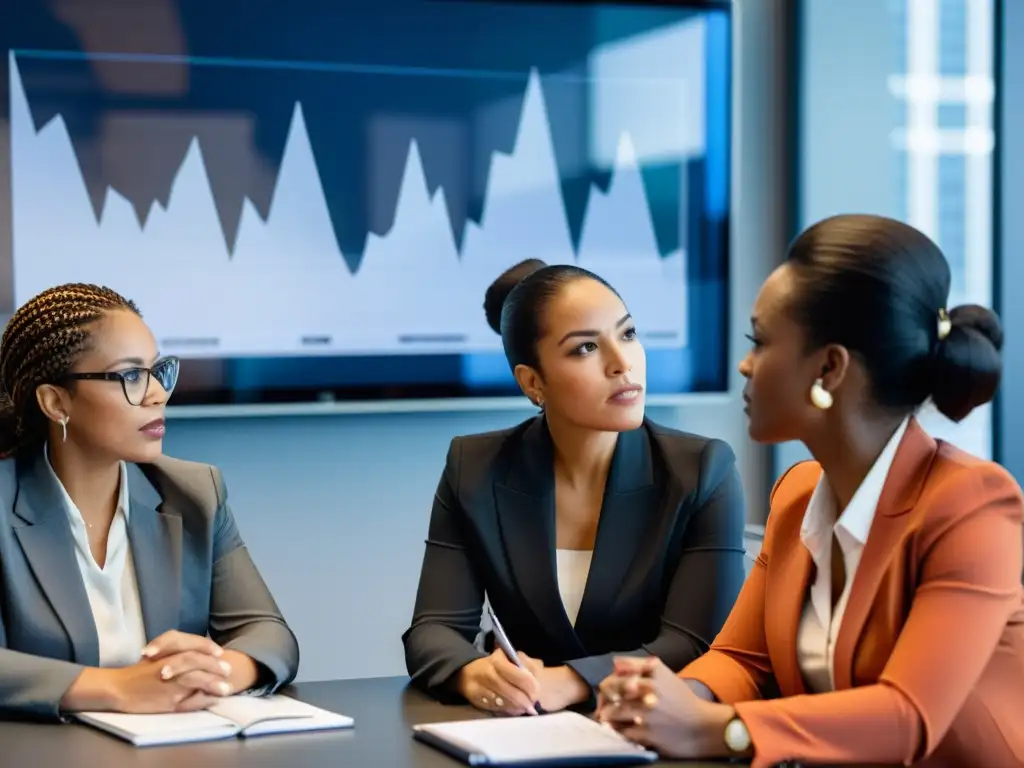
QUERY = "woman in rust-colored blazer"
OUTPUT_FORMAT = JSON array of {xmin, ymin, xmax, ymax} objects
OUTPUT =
[{"xmin": 596, "ymin": 214, "xmax": 1024, "ymax": 768}]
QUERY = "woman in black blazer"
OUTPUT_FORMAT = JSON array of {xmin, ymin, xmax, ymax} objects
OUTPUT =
[{"xmin": 402, "ymin": 259, "xmax": 747, "ymax": 716}]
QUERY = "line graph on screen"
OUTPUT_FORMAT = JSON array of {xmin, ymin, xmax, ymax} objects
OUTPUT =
[{"xmin": 10, "ymin": 52, "xmax": 691, "ymax": 358}]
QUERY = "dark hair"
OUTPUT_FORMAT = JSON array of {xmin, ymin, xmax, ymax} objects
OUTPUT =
[
  {"xmin": 483, "ymin": 259, "xmax": 619, "ymax": 370},
  {"xmin": 786, "ymin": 213, "xmax": 1002, "ymax": 422},
  {"xmin": 0, "ymin": 284, "xmax": 140, "ymax": 458}
]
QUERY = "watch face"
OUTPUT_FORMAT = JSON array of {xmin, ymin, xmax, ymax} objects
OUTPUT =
[{"xmin": 724, "ymin": 718, "xmax": 751, "ymax": 752}]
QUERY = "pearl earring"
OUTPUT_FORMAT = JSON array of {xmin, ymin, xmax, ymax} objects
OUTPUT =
[
  {"xmin": 59, "ymin": 416, "xmax": 69, "ymax": 443},
  {"xmin": 809, "ymin": 379, "xmax": 833, "ymax": 410}
]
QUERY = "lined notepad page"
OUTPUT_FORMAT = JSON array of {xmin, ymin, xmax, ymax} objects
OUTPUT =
[
  {"xmin": 78, "ymin": 710, "xmax": 236, "ymax": 740},
  {"xmin": 210, "ymin": 694, "xmax": 320, "ymax": 727},
  {"xmin": 417, "ymin": 712, "xmax": 648, "ymax": 761},
  {"xmin": 214, "ymin": 694, "xmax": 352, "ymax": 735}
]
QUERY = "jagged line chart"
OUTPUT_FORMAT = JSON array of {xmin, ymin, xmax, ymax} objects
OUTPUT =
[{"xmin": 9, "ymin": 53, "xmax": 690, "ymax": 358}]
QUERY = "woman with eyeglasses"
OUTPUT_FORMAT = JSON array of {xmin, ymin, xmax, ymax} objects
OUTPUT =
[{"xmin": 0, "ymin": 284, "xmax": 299, "ymax": 721}]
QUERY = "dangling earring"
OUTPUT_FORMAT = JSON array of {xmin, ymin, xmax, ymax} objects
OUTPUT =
[
  {"xmin": 59, "ymin": 416, "xmax": 68, "ymax": 443},
  {"xmin": 809, "ymin": 378, "xmax": 833, "ymax": 410}
]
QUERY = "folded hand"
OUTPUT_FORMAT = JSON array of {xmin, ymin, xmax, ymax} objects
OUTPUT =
[{"xmin": 596, "ymin": 657, "xmax": 734, "ymax": 759}]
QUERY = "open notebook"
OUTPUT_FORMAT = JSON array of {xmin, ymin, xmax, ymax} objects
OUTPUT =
[
  {"xmin": 412, "ymin": 711, "xmax": 658, "ymax": 766},
  {"xmin": 75, "ymin": 694, "xmax": 353, "ymax": 747}
]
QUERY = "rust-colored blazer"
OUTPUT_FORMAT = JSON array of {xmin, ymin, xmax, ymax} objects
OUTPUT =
[{"xmin": 682, "ymin": 419, "xmax": 1024, "ymax": 768}]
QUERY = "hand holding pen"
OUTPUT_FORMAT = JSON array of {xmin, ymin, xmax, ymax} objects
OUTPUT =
[
  {"xmin": 454, "ymin": 648, "xmax": 540, "ymax": 716},
  {"xmin": 453, "ymin": 606, "xmax": 542, "ymax": 716},
  {"xmin": 487, "ymin": 607, "xmax": 546, "ymax": 715},
  {"xmin": 489, "ymin": 605, "xmax": 592, "ymax": 713}
]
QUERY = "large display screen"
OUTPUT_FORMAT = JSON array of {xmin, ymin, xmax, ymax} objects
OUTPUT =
[{"xmin": 0, "ymin": 0, "xmax": 731, "ymax": 406}]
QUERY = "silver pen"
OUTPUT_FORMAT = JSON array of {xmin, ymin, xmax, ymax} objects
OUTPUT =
[
  {"xmin": 487, "ymin": 604, "xmax": 528, "ymax": 670},
  {"xmin": 486, "ymin": 605, "xmax": 544, "ymax": 713}
]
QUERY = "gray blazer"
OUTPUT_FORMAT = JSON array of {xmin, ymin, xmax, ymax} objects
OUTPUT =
[{"xmin": 0, "ymin": 452, "xmax": 300, "ymax": 721}]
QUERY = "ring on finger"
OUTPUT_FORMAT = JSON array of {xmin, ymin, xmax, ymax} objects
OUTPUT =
[
  {"xmin": 494, "ymin": 696, "xmax": 505, "ymax": 707},
  {"xmin": 481, "ymin": 695, "xmax": 491, "ymax": 707}
]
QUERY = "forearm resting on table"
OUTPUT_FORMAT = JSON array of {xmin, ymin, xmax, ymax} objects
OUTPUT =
[
  {"xmin": 60, "ymin": 667, "xmax": 118, "ymax": 712},
  {"xmin": 550, "ymin": 665, "xmax": 590, "ymax": 705},
  {"xmin": 60, "ymin": 649, "xmax": 259, "ymax": 713}
]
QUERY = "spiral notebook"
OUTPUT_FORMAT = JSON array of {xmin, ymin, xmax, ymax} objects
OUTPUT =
[
  {"xmin": 412, "ymin": 711, "xmax": 658, "ymax": 766},
  {"xmin": 75, "ymin": 694, "xmax": 353, "ymax": 747}
]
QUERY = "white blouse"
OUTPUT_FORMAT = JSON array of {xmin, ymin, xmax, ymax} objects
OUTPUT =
[
  {"xmin": 555, "ymin": 549, "xmax": 594, "ymax": 626},
  {"xmin": 795, "ymin": 417, "xmax": 910, "ymax": 692},
  {"xmin": 44, "ymin": 450, "xmax": 148, "ymax": 668}
]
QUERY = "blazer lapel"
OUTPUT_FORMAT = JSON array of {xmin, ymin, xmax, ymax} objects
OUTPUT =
[
  {"xmin": 764, "ymin": 473, "xmax": 817, "ymax": 697},
  {"xmin": 12, "ymin": 453, "xmax": 100, "ymax": 666},
  {"xmin": 126, "ymin": 464, "xmax": 182, "ymax": 642},
  {"xmin": 494, "ymin": 418, "xmax": 578, "ymax": 647},
  {"xmin": 573, "ymin": 425, "xmax": 662, "ymax": 639},
  {"xmin": 832, "ymin": 418, "xmax": 935, "ymax": 690}
]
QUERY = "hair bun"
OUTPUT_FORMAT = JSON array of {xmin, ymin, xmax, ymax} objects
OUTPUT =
[
  {"xmin": 931, "ymin": 304, "xmax": 1003, "ymax": 422},
  {"xmin": 483, "ymin": 259, "xmax": 548, "ymax": 335}
]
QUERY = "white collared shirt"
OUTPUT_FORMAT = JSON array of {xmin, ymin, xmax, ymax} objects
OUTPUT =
[
  {"xmin": 44, "ymin": 450, "xmax": 147, "ymax": 668},
  {"xmin": 795, "ymin": 417, "xmax": 910, "ymax": 693},
  {"xmin": 555, "ymin": 548, "xmax": 593, "ymax": 626}
]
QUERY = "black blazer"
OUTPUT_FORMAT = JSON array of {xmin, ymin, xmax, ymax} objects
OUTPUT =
[{"xmin": 402, "ymin": 416, "xmax": 747, "ymax": 704}]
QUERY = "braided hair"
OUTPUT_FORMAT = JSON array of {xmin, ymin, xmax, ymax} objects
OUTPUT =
[{"xmin": 0, "ymin": 284, "xmax": 140, "ymax": 459}]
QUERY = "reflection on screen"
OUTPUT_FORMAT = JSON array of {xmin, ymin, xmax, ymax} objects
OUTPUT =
[{"xmin": 2, "ymin": 0, "xmax": 731, "ymax": 405}]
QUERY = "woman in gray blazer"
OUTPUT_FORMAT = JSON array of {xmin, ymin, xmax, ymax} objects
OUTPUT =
[
  {"xmin": 0, "ymin": 283, "xmax": 299, "ymax": 721},
  {"xmin": 403, "ymin": 260, "xmax": 747, "ymax": 717}
]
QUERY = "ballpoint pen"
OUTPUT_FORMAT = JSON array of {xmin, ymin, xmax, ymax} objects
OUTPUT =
[{"xmin": 486, "ymin": 605, "xmax": 545, "ymax": 714}]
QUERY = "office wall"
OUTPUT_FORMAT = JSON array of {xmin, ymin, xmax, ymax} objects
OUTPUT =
[
  {"xmin": 777, "ymin": 0, "xmax": 898, "ymax": 475},
  {"xmin": 999, "ymin": 0, "xmax": 1024, "ymax": 480},
  {"xmin": 159, "ymin": 0, "xmax": 793, "ymax": 684},
  {"xmin": 782, "ymin": 0, "xmax": 997, "ymax": 478}
]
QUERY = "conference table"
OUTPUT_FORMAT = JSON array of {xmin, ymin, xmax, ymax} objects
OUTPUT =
[{"xmin": 0, "ymin": 676, "xmax": 744, "ymax": 767}]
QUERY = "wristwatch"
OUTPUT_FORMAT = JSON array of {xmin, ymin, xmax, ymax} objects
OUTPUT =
[{"xmin": 724, "ymin": 715, "xmax": 752, "ymax": 754}]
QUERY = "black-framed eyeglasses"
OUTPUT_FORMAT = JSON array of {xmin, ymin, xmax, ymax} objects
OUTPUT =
[{"xmin": 61, "ymin": 356, "xmax": 180, "ymax": 406}]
